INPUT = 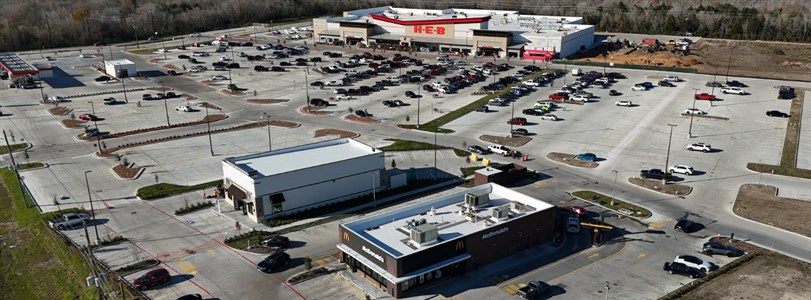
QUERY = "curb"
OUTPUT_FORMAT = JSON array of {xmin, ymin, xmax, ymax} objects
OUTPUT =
[
  {"xmin": 569, "ymin": 192, "xmax": 653, "ymax": 222},
  {"xmin": 628, "ymin": 177, "xmax": 694, "ymax": 196},
  {"xmin": 16, "ymin": 162, "xmax": 49, "ymax": 172}
]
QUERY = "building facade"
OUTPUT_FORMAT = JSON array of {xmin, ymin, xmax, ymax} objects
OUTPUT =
[
  {"xmin": 104, "ymin": 59, "xmax": 136, "ymax": 78},
  {"xmin": 221, "ymin": 138, "xmax": 385, "ymax": 223},
  {"xmin": 337, "ymin": 183, "xmax": 557, "ymax": 298},
  {"xmin": 314, "ymin": 7, "xmax": 595, "ymax": 59}
]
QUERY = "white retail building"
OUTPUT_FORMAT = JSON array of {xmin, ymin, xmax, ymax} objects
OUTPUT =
[{"xmin": 104, "ymin": 59, "xmax": 136, "ymax": 78}]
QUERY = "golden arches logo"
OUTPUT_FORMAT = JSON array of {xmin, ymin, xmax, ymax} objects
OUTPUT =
[
  {"xmin": 343, "ymin": 231, "xmax": 350, "ymax": 241},
  {"xmin": 455, "ymin": 240, "xmax": 465, "ymax": 250}
]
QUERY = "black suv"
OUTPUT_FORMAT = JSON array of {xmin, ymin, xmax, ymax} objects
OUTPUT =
[
  {"xmin": 262, "ymin": 235, "xmax": 291, "ymax": 248},
  {"xmin": 257, "ymin": 251, "xmax": 290, "ymax": 273},
  {"xmin": 663, "ymin": 262, "xmax": 704, "ymax": 279}
]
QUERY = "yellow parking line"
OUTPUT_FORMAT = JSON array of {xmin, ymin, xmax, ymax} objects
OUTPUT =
[
  {"xmin": 637, "ymin": 252, "xmax": 646, "ymax": 259},
  {"xmin": 498, "ymin": 249, "xmax": 591, "ymax": 288},
  {"xmin": 588, "ymin": 253, "xmax": 600, "ymax": 259},
  {"xmin": 551, "ymin": 241, "xmax": 629, "ymax": 283}
]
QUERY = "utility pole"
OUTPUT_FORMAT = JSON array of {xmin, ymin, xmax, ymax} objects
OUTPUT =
[
  {"xmin": 416, "ymin": 88, "xmax": 421, "ymax": 128},
  {"xmin": 205, "ymin": 105, "xmax": 214, "ymax": 156},
  {"xmin": 689, "ymin": 88, "xmax": 699, "ymax": 138},
  {"xmin": 611, "ymin": 170, "xmax": 618, "ymax": 206},
  {"xmin": 84, "ymin": 170, "xmax": 99, "ymax": 244},
  {"xmin": 433, "ymin": 130, "xmax": 438, "ymax": 179},
  {"xmin": 725, "ymin": 46, "xmax": 733, "ymax": 83},
  {"xmin": 510, "ymin": 99, "xmax": 515, "ymax": 133},
  {"xmin": 262, "ymin": 113, "xmax": 271, "ymax": 151},
  {"xmin": 4, "ymin": 130, "xmax": 29, "ymax": 208},
  {"xmin": 161, "ymin": 81, "xmax": 169, "ymax": 126},
  {"xmin": 133, "ymin": 26, "xmax": 139, "ymax": 49},
  {"xmin": 83, "ymin": 220, "xmax": 104, "ymax": 300},
  {"xmin": 120, "ymin": 78, "xmax": 128, "ymax": 103},
  {"xmin": 664, "ymin": 124, "xmax": 677, "ymax": 184}
]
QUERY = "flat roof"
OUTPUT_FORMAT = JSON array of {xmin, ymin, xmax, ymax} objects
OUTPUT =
[
  {"xmin": 224, "ymin": 138, "xmax": 378, "ymax": 177},
  {"xmin": 0, "ymin": 52, "xmax": 38, "ymax": 75},
  {"xmin": 342, "ymin": 183, "xmax": 555, "ymax": 258},
  {"xmin": 106, "ymin": 59, "xmax": 135, "ymax": 66}
]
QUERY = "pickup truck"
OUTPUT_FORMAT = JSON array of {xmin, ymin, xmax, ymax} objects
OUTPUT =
[
  {"xmin": 49, "ymin": 213, "xmax": 91, "ymax": 230},
  {"xmin": 516, "ymin": 280, "xmax": 550, "ymax": 299},
  {"xmin": 694, "ymin": 93, "xmax": 716, "ymax": 101},
  {"xmin": 640, "ymin": 169, "xmax": 672, "ymax": 180}
]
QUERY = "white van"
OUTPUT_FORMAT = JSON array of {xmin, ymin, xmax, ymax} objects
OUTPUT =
[{"xmin": 571, "ymin": 68, "xmax": 583, "ymax": 76}]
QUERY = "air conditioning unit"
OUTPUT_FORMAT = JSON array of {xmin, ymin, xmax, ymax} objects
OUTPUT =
[
  {"xmin": 465, "ymin": 193, "xmax": 490, "ymax": 207},
  {"xmin": 510, "ymin": 201, "xmax": 526, "ymax": 212},
  {"xmin": 492, "ymin": 206, "xmax": 510, "ymax": 220},
  {"xmin": 410, "ymin": 223, "xmax": 438, "ymax": 246}
]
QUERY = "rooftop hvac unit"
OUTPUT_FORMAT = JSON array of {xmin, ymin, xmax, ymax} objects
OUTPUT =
[
  {"xmin": 464, "ymin": 193, "xmax": 490, "ymax": 207},
  {"xmin": 510, "ymin": 201, "xmax": 526, "ymax": 212},
  {"xmin": 410, "ymin": 223, "xmax": 438, "ymax": 245},
  {"xmin": 492, "ymin": 206, "xmax": 510, "ymax": 220}
]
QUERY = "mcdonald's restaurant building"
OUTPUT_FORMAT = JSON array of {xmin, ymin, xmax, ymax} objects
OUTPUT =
[{"xmin": 337, "ymin": 183, "xmax": 557, "ymax": 298}]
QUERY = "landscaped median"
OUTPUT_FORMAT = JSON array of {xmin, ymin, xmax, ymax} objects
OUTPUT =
[
  {"xmin": 0, "ymin": 143, "xmax": 28, "ymax": 155},
  {"xmin": 571, "ymin": 190, "xmax": 652, "ymax": 218},
  {"xmin": 379, "ymin": 138, "xmax": 469, "ymax": 156},
  {"xmin": 136, "ymin": 179, "xmax": 221, "ymax": 200}
]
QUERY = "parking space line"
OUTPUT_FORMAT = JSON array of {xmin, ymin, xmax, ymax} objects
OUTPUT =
[
  {"xmin": 637, "ymin": 252, "xmax": 646, "ymax": 259},
  {"xmin": 550, "ymin": 240, "xmax": 629, "ymax": 284},
  {"xmin": 588, "ymin": 253, "xmax": 600, "ymax": 259}
]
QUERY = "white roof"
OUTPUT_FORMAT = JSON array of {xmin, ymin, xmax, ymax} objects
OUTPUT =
[
  {"xmin": 342, "ymin": 183, "xmax": 555, "ymax": 258},
  {"xmin": 106, "ymin": 59, "xmax": 134, "ymax": 66},
  {"xmin": 224, "ymin": 138, "xmax": 378, "ymax": 177}
]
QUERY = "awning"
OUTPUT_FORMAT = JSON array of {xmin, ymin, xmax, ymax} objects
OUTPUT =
[
  {"xmin": 270, "ymin": 193, "xmax": 286, "ymax": 204},
  {"xmin": 226, "ymin": 184, "xmax": 247, "ymax": 201}
]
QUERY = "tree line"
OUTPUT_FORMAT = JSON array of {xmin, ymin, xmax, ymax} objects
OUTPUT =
[{"xmin": 1, "ymin": 0, "xmax": 809, "ymax": 52}]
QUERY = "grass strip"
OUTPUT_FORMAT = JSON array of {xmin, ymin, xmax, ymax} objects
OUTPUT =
[
  {"xmin": 379, "ymin": 138, "xmax": 469, "ymax": 157},
  {"xmin": 746, "ymin": 163, "xmax": 811, "ymax": 179},
  {"xmin": 780, "ymin": 90, "xmax": 804, "ymax": 167},
  {"xmin": 572, "ymin": 190, "xmax": 652, "ymax": 218},
  {"xmin": 136, "ymin": 179, "xmax": 221, "ymax": 200},
  {"xmin": 17, "ymin": 162, "xmax": 44, "ymax": 170},
  {"xmin": 175, "ymin": 201, "xmax": 215, "ymax": 215},
  {"xmin": 0, "ymin": 143, "xmax": 27, "ymax": 155},
  {"xmin": 0, "ymin": 168, "xmax": 96, "ymax": 299}
]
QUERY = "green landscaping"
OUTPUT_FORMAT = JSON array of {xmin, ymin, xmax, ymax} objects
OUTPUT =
[
  {"xmin": 0, "ymin": 143, "xmax": 28, "ymax": 155},
  {"xmin": 0, "ymin": 168, "xmax": 96, "ymax": 300},
  {"xmin": 136, "ymin": 179, "xmax": 221, "ymax": 200},
  {"xmin": 572, "ymin": 190, "xmax": 652, "ymax": 218},
  {"xmin": 127, "ymin": 47, "xmax": 163, "ymax": 55},
  {"xmin": 379, "ymin": 139, "xmax": 469, "ymax": 156},
  {"xmin": 747, "ymin": 163, "xmax": 811, "ymax": 179},
  {"xmin": 175, "ymin": 201, "xmax": 215, "ymax": 215},
  {"xmin": 17, "ymin": 162, "xmax": 44, "ymax": 170}
]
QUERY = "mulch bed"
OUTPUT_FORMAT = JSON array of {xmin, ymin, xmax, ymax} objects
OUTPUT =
[
  {"xmin": 181, "ymin": 93, "xmax": 197, "ymax": 100},
  {"xmin": 345, "ymin": 115, "xmax": 377, "ymax": 123},
  {"xmin": 61, "ymin": 119, "xmax": 86, "ymax": 128},
  {"xmin": 113, "ymin": 164, "xmax": 143, "ymax": 179},
  {"xmin": 628, "ymin": 177, "xmax": 692, "ymax": 195},
  {"xmin": 48, "ymin": 107, "xmax": 71, "ymax": 116},
  {"xmin": 260, "ymin": 120, "xmax": 299, "ymax": 128},
  {"xmin": 314, "ymin": 129, "xmax": 359, "ymax": 138},
  {"xmin": 199, "ymin": 102, "xmax": 220, "ymax": 110},
  {"xmin": 300, "ymin": 106, "xmax": 332, "ymax": 115},
  {"xmin": 247, "ymin": 99, "xmax": 289, "ymax": 104},
  {"xmin": 221, "ymin": 89, "xmax": 243, "ymax": 95},
  {"xmin": 734, "ymin": 184, "xmax": 811, "ymax": 237},
  {"xmin": 147, "ymin": 87, "xmax": 172, "ymax": 92},
  {"xmin": 479, "ymin": 135, "xmax": 532, "ymax": 147},
  {"xmin": 546, "ymin": 152, "xmax": 599, "ymax": 168},
  {"xmin": 202, "ymin": 114, "xmax": 227, "ymax": 122},
  {"xmin": 162, "ymin": 64, "xmax": 176, "ymax": 70}
]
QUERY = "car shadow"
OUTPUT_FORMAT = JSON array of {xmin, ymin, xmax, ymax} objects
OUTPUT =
[
  {"xmin": 707, "ymin": 149, "xmax": 724, "ymax": 153},
  {"xmin": 0, "ymin": 113, "xmax": 13, "ymax": 117},
  {"xmin": 690, "ymin": 170, "xmax": 707, "ymax": 176},
  {"xmin": 537, "ymin": 285, "xmax": 567, "ymax": 299},
  {"xmin": 286, "ymin": 241, "xmax": 307, "ymax": 249},
  {"xmin": 158, "ymin": 274, "xmax": 194, "ymax": 289}
]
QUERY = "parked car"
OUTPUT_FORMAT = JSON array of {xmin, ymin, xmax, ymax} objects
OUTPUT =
[
  {"xmin": 615, "ymin": 100, "xmax": 633, "ymax": 107},
  {"xmin": 475, "ymin": 105, "xmax": 490, "ymax": 112},
  {"xmin": 467, "ymin": 145, "xmax": 488, "ymax": 155},
  {"xmin": 668, "ymin": 165, "xmax": 694, "ymax": 175},
  {"xmin": 310, "ymin": 81, "xmax": 324, "ymax": 87},
  {"xmin": 510, "ymin": 128, "xmax": 529, "ymax": 136},
  {"xmin": 539, "ymin": 114, "xmax": 558, "ymax": 121},
  {"xmin": 570, "ymin": 95, "xmax": 589, "ymax": 103},
  {"xmin": 94, "ymin": 76, "xmax": 111, "ymax": 82},
  {"xmin": 257, "ymin": 251, "xmax": 291, "ymax": 273},
  {"xmin": 687, "ymin": 143, "xmax": 712, "ymax": 152},
  {"xmin": 103, "ymin": 97, "xmax": 118, "ymax": 105},
  {"xmin": 79, "ymin": 114, "xmax": 99, "ymax": 121},
  {"xmin": 609, "ymin": 90, "xmax": 621, "ymax": 96},
  {"xmin": 133, "ymin": 268, "xmax": 171, "ymax": 290},
  {"xmin": 261, "ymin": 235, "xmax": 291, "ymax": 248},
  {"xmin": 630, "ymin": 85, "xmax": 647, "ymax": 91},
  {"xmin": 516, "ymin": 280, "xmax": 550, "ymax": 299},
  {"xmin": 674, "ymin": 219, "xmax": 696, "ymax": 232},
  {"xmin": 766, "ymin": 110, "xmax": 789, "ymax": 118},
  {"xmin": 663, "ymin": 262, "xmax": 704, "ymax": 279},
  {"xmin": 658, "ymin": 80, "xmax": 675, "ymax": 87},
  {"xmin": 175, "ymin": 106, "xmax": 193, "ymax": 112},
  {"xmin": 674, "ymin": 255, "xmax": 714, "ymax": 273},
  {"xmin": 720, "ymin": 87, "xmax": 747, "ymax": 95},
  {"xmin": 574, "ymin": 153, "xmax": 597, "ymax": 161},
  {"xmin": 706, "ymin": 81, "xmax": 724, "ymax": 87},
  {"xmin": 684, "ymin": 108, "xmax": 707, "ymax": 115},
  {"xmin": 211, "ymin": 75, "xmax": 228, "ymax": 81},
  {"xmin": 488, "ymin": 144, "xmax": 511, "ymax": 156},
  {"xmin": 726, "ymin": 80, "xmax": 748, "ymax": 87},
  {"xmin": 640, "ymin": 169, "xmax": 672, "ymax": 180},
  {"xmin": 310, "ymin": 98, "xmax": 329, "ymax": 107},
  {"xmin": 507, "ymin": 117, "xmax": 527, "ymax": 125},
  {"xmin": 48, "ymin": 96, "xmax": 67, "ymax": 102},
  {"xmin": 703, "ymin": 242, "xmax": 742, "ymax": 257},
  {"xmin": 355, "ymin": 110, "xmax": 369, "ymax": 118},
  {"xmin": 48, "ymin": 213, "xmax": 91, "ymax": 230},
  {"xmin": 522, "ymin": 108, "xmax": 544, "ymax": 116},
  {"xmin": 662, "ymin": 75, "xmax": 681, "ymax": 82}
]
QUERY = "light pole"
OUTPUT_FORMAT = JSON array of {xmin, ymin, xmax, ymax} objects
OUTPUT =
[
  {"xmin": 303, "ymin": 70, "xmax": 311, "ymax": 112},
  {"xmin": 160, "ymin": 81, "xmax": 169, "ymax": 126},
  {"xmin": 604, "ymin": 281, "xmax": 610, "ymax": 300},
  {"xmin": 433, "ymin": 130, "xmax": 437, "ymax": 179},
  {"xmin": 83, "ymin": 170, "xmax": 99, "ymax": 244},
  {"xmin": 133, "ymin": 26, "xmax": 139, "ymax": 49},
  {"xmin": 88, "ymin": 101, "xmax": 102, "ymax": 154},
  {"xmin": 161, "ymin": 39, "xmax": 167, "ymax": 60},
  {"xmin": 509, "ymin": 99, "xmax": 515, "ymax": 133},
  {"xmin": 611, "ymin": 170, "xmax": 618, "ymax": 206},
  {"xmin": 725, "ymin": 46, "xmax": 733, "ymax": 83},
  {"xmin": 664, "ymin": 124, "xmax": 677, "ymax": 183},
  {"xmin": 689, "ymin": 88, "xmax": 699, "ymax": 138},
  {"xmin": 149, "ymin": 11, "xmax": 155, "ymax": 33},
  {"xmin": 416, "ymin": 88, "xmax": 421, "ymax": 128},
  {"xmin": 121, "ymin": 78, "xmax": 128, "ymax": 103},
  {"xmin": 262, "ymin": 113, "xmax": 271, "ymax": 151},
  {"xmin": 205, "ymin": 105, "xmax": 213, "ymax": 156},
  {"xmin": 228, "ymin": 69, "xmax": 233, "ymax": 86}
]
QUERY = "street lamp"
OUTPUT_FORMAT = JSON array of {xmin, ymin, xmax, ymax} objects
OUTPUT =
[
  {"xmin": 689, "ymin": 88, "xmax": 699, "ymax": 138},
  {"xmin": 88, "ymin": 101, "xmax": 102, "ymax": 154},
  {"xmin": 161, "ymin": 39, "xmax": 167, "ymax": 60},
  {"xmin": 160, "ymin": 81, "xmax": 169, "ymax": 126},
  {"xmin": 83, "ymin": 170, "xmax": 100, "ymax": 244},
  {"xmin": 149, "ymin": 11, "xmax": 155, "ymax": 33},
  {"xmin": 611, "ymin": 170, "xmax": 618, "ymax": 206},
  {"xmin": 416, "ymin": 88, "xmax": 422, "ymax": 128},
  {"xmin": 664, "ymin": 124, "xmax": 678, "ymax": 184},
  {"xmin": 228, "ymin": 69, "xmax": 233, "ymax": 86},
  {"xmin": 121, "ymin": 78, "xmax": 128, "ymax": 103},
  {"xmin": 604, "ymin": 281, "xmax": 610, "ymax": 300},
  {"xmin": 205, "ymin": 105, "xmax": 213, "ymax": 156},
  {"xmin": 133, "ymin": 26, "xmax": 139, "ymax": 49},
  {"xmin": 303, "ymin": 70, "xmax": 311, "ymax": 112},
  {"xmin": 262, "ymin": 113, "xmax": 271, "ymax": 151}
]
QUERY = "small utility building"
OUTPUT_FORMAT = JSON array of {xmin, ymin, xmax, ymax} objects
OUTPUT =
[
  {"xmin": 104, "ymin": 59, "xmax": 136, "ymax": 78},
  {"xmin": 222, "ymin": 138, "xmax": 385, "ymax": 223}
]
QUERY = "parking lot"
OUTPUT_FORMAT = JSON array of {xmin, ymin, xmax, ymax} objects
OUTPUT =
[{"xmin": 3, "ymin": 25, "xmax": 811, "ymax": 300}]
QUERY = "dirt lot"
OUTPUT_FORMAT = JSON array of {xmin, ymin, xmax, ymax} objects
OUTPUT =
[
  {"xmin": 734, "ymin": 184, "xmax": 811, "ymax": 238},
  {"xmin": 573, "ymin": 39, "xmax": 811, "ymax": 81}
]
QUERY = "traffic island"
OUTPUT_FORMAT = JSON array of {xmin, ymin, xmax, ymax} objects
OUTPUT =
[
  {"xmin": 300, "ymin": 106, "xmax": 332, "ymax": 116},
  {"xmin": 247, "ymin": 99, "xmax": 289, "ymax": 104},
  {"xmin": 48, "ymin": 106, "xmax": 71, "ymax": 116},
  {"xmin": 480, "ymin": 135, "xmax": 532, "ymax": 147},
  {"xmin": 628, "ymin": 177, "xmax": 692, "ymax": 195},
  {"xmin": 112, "ymin": 163, "xmax": 144, "ymax": 180},
  {"xmin": 136, "ymin": 180, "xmax": 221, "ymax": 200},
  {"xmin": 546, "ymin": 152, "xmax": 599, "ymax": 168},
  {"xmin": 76, "ymin": 113, "xmax": 229, "ymax": 141},
  {"xmin": 733, "ymin": 184, "xmax": 811, "ymax": 237},
  {"xmin": 571, "ymin": 190, "xmax": 652, "ymax": 218},
  {"xmin": 313, "ymin": 129, "xmax": 359, "ymax": 138},
  {"xmin": 61, "ymin": 119, "xmax": 86, "ymax": 128},
  {"xmin": 345, "ymin": 114, "xmax": 378, "ymax": 124},
  {"xmin": 679, "ymin": 113, "xmax": 729, "ymax": 120}
]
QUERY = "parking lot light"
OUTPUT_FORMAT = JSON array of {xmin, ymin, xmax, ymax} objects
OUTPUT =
[
  {"xmin": 303, "ymin": 70, "xmax": 310, "ymax": 112},
  {"xmin": 88, "ymin": 101, "xmax": 101, "ymax": 154},
  {"xmin": 262, "ymin": 113, "xmax": 271, "ymax": 151},
  {"xmin": 84, "ymin": 170, "xmax": 100, "ymax": 244},
  {"xmin": 689, "ymin": 88, "xmax": 699, "ymax": 138},
  {"xmin": 205, "ymin": 105, "xmax": 213, "ymax": 156},
  {"xmin": 611, "ymin": 170, "xmax": 618, "ymax": 206},
  {"xmin": 160, "ymin": 81, "xmax": 169, "ymax": 126},
  {"xmin": 664, "ymin": 124, "xmax": 678, "ymax": 184}
]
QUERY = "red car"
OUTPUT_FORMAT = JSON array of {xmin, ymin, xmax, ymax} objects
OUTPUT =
[
  {"xmin": 507, "ymin": 117, "xmax": 527, "ymax": 125},
  {"xmin": 562, "ymin": 206, "xmax": 587, "ymax": 217},
  {"xmin": 79, "ymin": 114, "xmax": 99, "ymax": 121},
  {"xmin": 549, "ymin": 93, "xmax": 568, "ymax": 100},
  {"xmin": 133, "ymin": 268, "xmax": 170, "ymax": 290},
  {"xmin": 694, "ymin": 93, "xmax": 716, "ymax": 100}
]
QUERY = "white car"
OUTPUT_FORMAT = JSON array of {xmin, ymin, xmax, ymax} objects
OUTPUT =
[
  {"xmin": 48, "ymin": 96, "xmax": 67, "ymax": 102},
  {"xmin": 388, "ymin": 76, "xmax": 403, "ymax": 83},
  {"xmin": 488, "ymin": 144, "xmax": 511, "ymax": 156},
  {"xmin": 336, "ymin": 95, "xmax": 353, "ymax": 101},
  {"xmin": 211, "ymin": 75, "xmax": 228, "ymax": 81},
  {"xmin": 687, "ymin": 143, "xmax": 712, "ymax": 152},
  {"xmin": 662, "ymin": 75, "xmax": 681, "ymax": 82},
  {"xmin": 190, "ymin": 32, "xmax": 202, "ymax": 37},
  {"xmin": 78, "ymin": 53, "xmax": 93, "ymax": 58},
  {"xmin": 615, "ymin": 100, "xmax": 633, "ymax": 107},
  {"xmin": 512, "ymin": 73, "xmax": 525, "ymax": 80},
  {"xmin": 158, "ymin": 48, "xmax": 167, "ymax": 53},
  {"xmin": 668, "ymin": 165, "xmax": 694, "ymax": 175},
  {"xmin": 631, "ymin": 85, "xmax": 647, "ymax": 91},
  {"xmin": 540, "ymin": 114, "xmax": 558, "ymax": 121},
  {"xmin": 431, "ymin": 81, "xmax": 444, "ymax": 88},
  {"xmin": 219, "ymin": 56, "xmax": 232, "ymax": 61},
  {"xmin": 684, "ymin": 108, "xmax": 707, "ymax": 115},
  {"xmin": 187, "ymin": 68, "xmax": 201, "ymax": 73},
  {"xmin": 674, "ymin": 255, "xmax": 713, "ymax": 273},
  {"xmin": 523, "ymin": 80, "xmax": 540, "ymax": 87},
  {"xmin": 570, "ymin": 95, "xmax": 589, "ymax": 102},
  {"xmin": 720, "ymin": 87, "xmax": 746, "ymax": 95},
  {"xmin": 326, "ymin": 80, "xmax": 344, "ymax": 86},
  {"xmin": 175, "ymin": 106, "xmax": 192, "ymax": 112}
]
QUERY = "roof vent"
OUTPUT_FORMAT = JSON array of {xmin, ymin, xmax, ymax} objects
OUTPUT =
[
  {"xmin": 492, "ymin": 206, "xmax": 510, "ymax": 221},
  {"xmin": 510, "ymin": 201, "xmax": 526, "ymax": 212},
  {"xmin": 409, "ymin": 223, "xmax": 438, "ymax": 247},
  {"xmin": 464, "ymin": 193, "xmax": 490, "ymax": 207}
]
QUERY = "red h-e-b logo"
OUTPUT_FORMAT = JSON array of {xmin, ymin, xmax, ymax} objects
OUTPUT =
[{"xmin": 413, "ymin": 25, "xmax": 446, "ymax": 35}]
